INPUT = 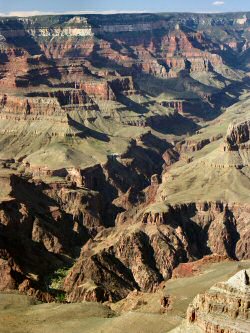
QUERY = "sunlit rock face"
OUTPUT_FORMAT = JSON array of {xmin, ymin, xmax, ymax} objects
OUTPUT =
[
  {"xmin": 187, "ymin": 269, "xmax": 250, "ymax": 333},
  {"xmin": 0, "ymin": 12, "xmax": 249, "ymax": 306}
]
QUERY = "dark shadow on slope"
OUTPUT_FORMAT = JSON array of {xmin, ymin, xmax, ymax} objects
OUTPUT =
[
  {"xmin": 224, "ymin": 209, "xmax": 240, "ymax": 260},
  {"xmin": 0, "ymin": 222, "xmax": 66, "ymax": 283},
  {"xmin": 170, "ymin": 204, "xmax": 212, "ymax": 258},
  {"xmin": 148, "ymin": 113, "xmax": 199, "ymax": 136},
  {"xmin": 0, "ymin": 19, "xmax": 42, "ymax": 56},
  {"xmin": 67, "ymin": 115, "xmax": 110, "ymax": 142},
  {"xmin": 0, "ymin": 19, "xmax": 62, "ymax": 86},
  {"xmin": 88, "ymin": 43, "xmax": 128, "ymax": 72},
  {"xmin": 9, "ymin": 175, "xmax": 90, "ymax": 259},
  {"xmin": 116, "ymin": 94, "xmax": 150, "ymax": 114}
]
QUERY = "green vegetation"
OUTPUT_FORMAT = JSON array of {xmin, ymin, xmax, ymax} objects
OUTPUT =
[
  {"xmin": 48, "ymin": 267, "xmax": 70, "ymax": 290},
  {"xmin": 55, "ymin": 292, "xmax": 67, "ymax": 303},
  {"xmin": 44, "ymin": 267, "xmax": 71, "ymax": 302}
]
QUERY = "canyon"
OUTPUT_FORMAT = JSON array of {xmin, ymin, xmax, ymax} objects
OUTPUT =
[{"xmin": 0, "ymin": 11, "xmax": 249, "ymax": 333}]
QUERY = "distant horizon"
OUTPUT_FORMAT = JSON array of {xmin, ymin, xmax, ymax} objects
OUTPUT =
[
  {"xmin": 0, "ymin": 0, "xmax": 250, "ymax": 17},
  {"xmin": 0, "ymin": 10, "xmax": 250, "ymax": 18}
]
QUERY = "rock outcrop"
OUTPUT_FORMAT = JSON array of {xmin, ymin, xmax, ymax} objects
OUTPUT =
[
  {"xmin": 186, "ymin": 269, "xmax": 250, "ymax": 333},
  {"xmin": 0, "ymin": 130, "xmax": 169, "ymax": 300},
  {"xmin": 64, "ymin": 224, "xmax": 188, "ymax": 302},
  {"xmin": 0, "ymin": 173, "xmax": 106, "ymax": 299},
  {"xmin": 225, "ymin": 119, "xmax": 250, "ymax": 151},
  {"xmin": 0, "ymin": 12, "xmax": 249, "ymax": 305},
  {"xmin": 63, "ymin": 200, "xmax": 250, "ymax": 303}
]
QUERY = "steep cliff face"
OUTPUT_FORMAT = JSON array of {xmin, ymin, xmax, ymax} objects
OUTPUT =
[
  {"xmin": 80, "ymin": 81, "xmax": 116, "ymax": 101},
  {"xmin": 0, "ymin": 130, "xmax": 169, "ymax": 299},
  {"xmin": 0, "ymin": 13, "xmax": 248, "ymax": 86},
  {"xmin": 64, "ymin": 223, "xmax": 188, "ymax": 302},
  {"xmin": 63, "ymin": 200, "xmax": 250, "ymax": 303},
  {"xmin": 0, "ymin": 12, "xmax": 249, "ymax": 308},
  {"xmin": 0, "ymin": 90, "xmax": 98, "ymax": 116},
  {"xmin": 186, "ymin": 269, "xmax": 250, "ymax": 333},
  {"xmin": 225, "ymin": 119, "xmax": 250, "ymax": 150},
  {"xmin": 61, "ymin": 113, "xmax": 250, "ymax": 303},
  {"xmin": 0, "ymin": 94, "xmax": 62, "ymax": 115},
  {"xmin": 0, "ymin": 174, "xmax": 103, "ymax": 299},
  {"xmin": 141, "ymin": 202, "xmax": 250, "ymax": 260},
  {"xmin": 0, "ymin": 47, "xmax": 29, "ymax": 88}
]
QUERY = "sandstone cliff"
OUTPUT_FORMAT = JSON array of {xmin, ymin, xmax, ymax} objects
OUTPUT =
[{"xmin": 186, "ymin": 269, "xmax": 250, "ymax": 333}]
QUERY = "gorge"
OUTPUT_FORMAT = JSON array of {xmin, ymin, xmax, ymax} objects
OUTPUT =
[{"xmin": 0, "ymin": 11, "xmax": 249, "ymax": 333}]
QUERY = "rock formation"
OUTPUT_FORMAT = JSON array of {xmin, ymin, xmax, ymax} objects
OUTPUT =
[
  {"xmin": 225, "ymin": 119, "xmax": 250, "ymax": 151},
  {"xmin": 0, "ymin": 12, "xmax": 249, "ymax": 309},
  {"xmin": 186, "ymin": 269, "xmax": 250, "ymax": 333}
]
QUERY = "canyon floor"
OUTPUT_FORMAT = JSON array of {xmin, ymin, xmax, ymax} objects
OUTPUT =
[{"xmin": 0, "ymin": 259, "xmax": 249, "ymax": 333}]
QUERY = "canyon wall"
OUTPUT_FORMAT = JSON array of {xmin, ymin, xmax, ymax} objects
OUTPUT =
[{"xmin": 186, "ymin": 269, "xmax": 250, "ymax": 333}]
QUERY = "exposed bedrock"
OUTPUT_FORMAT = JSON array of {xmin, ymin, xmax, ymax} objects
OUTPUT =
[
  {"xmin": 142, "ymin": 202, "xmax": 250, "ymax": 260},
  {"xmin": 0, "ymin": 122, "xmax": 249, "ymax": 303},
  {"xmin": 63, "ymin": 201, "xmax": 249, "ymax": 303},
  {"xmin": 0, "ymin": 174, "xmax": 106, "ymax": 299},
  {"xmin": 225, "ymin": 119, "xmax": 250, "ymax": 151},
  {"xmin": 64, "ymin": 225, "xmax": 188, "ymax": 302},
  {"xmin": 0, "ymin": 15, "xmax": 237, "ymax": 88},
  {"xmin": 186, "ymin": 269, "xmax": 250, "ymax": 333},
  {"xmin": 0, "ymin": 13, "xmax": 249, "ymax": 308},
  {"xmin": 0, "ymin": 132, "xmax": 168, "ymax": 298},
  {"xmin": 176, "ymin": 134, "xmax": 223, "ymax": 153}
]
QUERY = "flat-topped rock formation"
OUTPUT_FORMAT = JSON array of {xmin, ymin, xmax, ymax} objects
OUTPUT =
[
  {"xmin": 186, "ymin": 269, "xmax": 250, "ymax": 333},
  {"xmin": 0, "ymin": 13, "xmax": 247, "ymax": 85},
  {"xmin": 198, "ymin": 119, "xmax": 250, "ymax": 168},
  {"xmin": 225, "ymin": 119, "xmax": 250, "ymax": 151}
]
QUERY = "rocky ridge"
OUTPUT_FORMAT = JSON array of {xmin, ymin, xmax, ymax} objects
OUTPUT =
[
  {"xmin": 0, "ymin": 12, "xmax": 249, "ymax": 311},
  {"xmin": 185, "ymin": 269, "xmax": 250, "ymax": 333}
]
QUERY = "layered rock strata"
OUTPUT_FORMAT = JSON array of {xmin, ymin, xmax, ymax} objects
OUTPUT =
[{"xmin": 187, "ymin": 269, "xmax": 250, "ymax": 333}]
